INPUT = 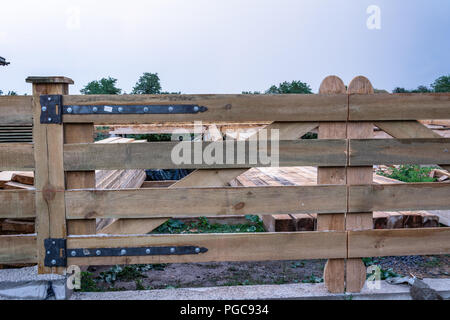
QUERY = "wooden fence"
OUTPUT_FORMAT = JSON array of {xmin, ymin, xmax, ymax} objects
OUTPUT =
[{"xmin": 0, "ymin": 75, "xmax": 449, "ymax": 293}]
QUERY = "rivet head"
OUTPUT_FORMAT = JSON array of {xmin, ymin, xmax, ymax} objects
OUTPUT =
[
  {"xmin": 193, "ymin": 106, "xmax": 199, "ymax": 112},
  {"xmin": 118, "ymin": 107, "xmax": 123, "ymax": 113},
  {"xmin": 66, "ymin": 107, "xmax": 73, "ymax": 113},
  {"xmin": 71, "ymin": 251, "xmax": 77, "ymax": 257},
  {"xmin": 92, "ymin": 107, "xmax": 98, "ymax": 113},
  {"xmin": 48, "ymin": 117, "xmax": 52, "ymax": 122},
  {"xmin": 170, "ymin": 247, "xmax": 175, "ymax": 253},
  {"xmin": 168, "ymin": 106, "xmax": 174, "ymax": 112},
  {"xmin": 51, "ymin": 259, "xmax": 56, "ymax": 265},
  {"xmin": 96, "ymin": 250, "xmax": 101, "ymax": 256},
  {"xmin": 195, "ymin": 247, "xmax": 200, "ymax": 253},
  {"xmin": 120, "ymin": 249, "xmax": 127, "ymax": 255},
  {"xmin": 143, "ymin": 107, "xmax": 149, "ymax": 113},
  {"xmin": 145, "ymin": 249, "xmax": 151, "ymax": 254},
  {"xmin": 47, "ymin": 250, "xmax": 51, "ymax": 254},
  {"xmin": 42, "ymin": 106, "xmax": 47, "ymax": 112},
  {"xmin": 48, "ymin": 97, "xmax": 52, "ymax": 101}
]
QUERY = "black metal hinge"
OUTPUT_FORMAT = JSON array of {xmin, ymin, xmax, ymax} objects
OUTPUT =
[
  {"xmin": 40, "ymin": 95, "xmax": 63, "ymax": 124},
  {"xmin": 63, "ymin": 104, "xmax": 208, "ymax": 115},
  {"xmin": 44, "ymin": 238, "xmax": 67, "ymax": 267},
  {"xmin": 44, "ymin": 238, "xmax": 208, "ymax": 267}
]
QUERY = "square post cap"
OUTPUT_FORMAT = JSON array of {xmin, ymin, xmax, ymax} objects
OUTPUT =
[{"xmin": 26, "ymin": 76, "xmax": 74, "ymax": 85}]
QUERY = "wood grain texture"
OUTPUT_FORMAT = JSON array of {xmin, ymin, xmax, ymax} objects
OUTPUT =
[
  {"xmin": 63, "ymin": 94, "xmax": 348, "ymax": 123},
  {"xmin": 350, "ymin": 138, "xmax": 450, "ymax": 165},
  {"xmin": 317, "ymin": 75, "xmax": 347, "ymax": 293},
  {"xmin": 348, "ymin": 228, "xmax": 450, "ymax": 258},
  {"xmin": 0, "ymin": 190, "xmax": 35, "ymax": 218},
  {"xmin": 0, "ymin": 143, "xmax": 34, "ymax": 170},
  {"xmin": 64, "ymin": 140, "xmax": 347, "ymax": 170},
  {"xmin": 67, "ymin": 231, "xmax": 347, "ymax": 266},
  {"xmin": 375, "ymin": 121, "xmax": 450, "ymax": 172},
  {"xmin": 31, "ymin": 80, "xmax": 70, "ymax": 274},
  {"xmin": 65, "ymin": 185, "xmax": 347, "ymax": 219},
  {"xmin": 349, "ymin": 93, "xmax": 450, "ymax": 120},
  {"xmin": 345, "ymin": 76, "xmax": 374, "ymax": 293},
  {"xmin": 65, "ymin": 123, "xmax": 97, "ymax": 236},
  {"xmin": 349, "ymin": 183, "xmax": 450, "ymax": 212},
  {"xmin": 0, "ymin": 96, "xmax": 33, "ymax": 125},
  {"xmin": 0, "ymin": 234, "xmax": 37, "ymax": 264}
]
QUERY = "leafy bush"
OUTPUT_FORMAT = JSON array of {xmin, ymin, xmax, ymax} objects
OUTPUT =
[{"xmin": 379, "ymin": 165, "xmax": 436, "ymax": 183}]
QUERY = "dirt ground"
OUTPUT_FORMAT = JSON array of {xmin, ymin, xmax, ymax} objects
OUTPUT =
[{"xmin": 85, "ymin": 255, "xmax": 450, "ymax": 292}]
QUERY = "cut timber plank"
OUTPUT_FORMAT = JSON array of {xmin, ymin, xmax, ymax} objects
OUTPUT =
[
  {"xmin": 0, "ymin": 171, "xmax": 14, "ymax": 188},
  {"xmin": 349, "ymin": 138, "xmax": 450, "ymax": 166},
  {"xmin": 0, "ymin": 234, "xmax": 37, "ymax": 264},
  {"xmin": 66, "ymin": 185, "xmax": 348, "ymax": 219},
  {"xmin": 141, "ymin": 180, "xmax": 176, "ymax": 188},
  {"xmin": 67, "ymin": 231, "xmax": 347, "ymax": 266},
  {"xmin": 0, "ymin": 190, "xmax": 35, "ymax": 219},
  {"xmin": 348, "ymin": 228, "xmax": 450, "ymax": 258},
  {"xmin": 262, "ymin": 214, "xmax": 296, "ymax": 232},
  {"xmin": 349, "ymin": 93, "xmax": 450, "ymax": 120},
  {"xmin": 63, "ymin": 94, "xmax": 348, "ymax": 123},
  {"xmin": 64, "ymin": 139, "xmax": 348, "ymax": 171},
  {"xmin": 11, "ymin": 171, "xmax": 34, "ymax": 185},
  {"xmin": 346, "ymin": 76, "xmax": 374, "ymax": 293},
  {"xmin": 3, "ymin": 181, "xmax": 35, "ymax": 190},
  {"xmin": 0, "ymin": 96, "xmax": 33, "ymax": 125},
  {"xmin": 0, "ymin": 143, "xmax": 34, "ymax": 170},
  {"xmin": 317, "ymin": 75, "xmax": 347, "ymax": 294},
  {"xmin": 30, "ymin": 78, "xmax": 70, "ymax": 274}
]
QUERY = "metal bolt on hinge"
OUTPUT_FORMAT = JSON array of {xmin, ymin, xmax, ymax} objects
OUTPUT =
[
  {"xmin": 120, "ymin": 249, "xmax": 127, "ymax": 255},
  {"xmin": 195, "ymin": 247, "xmax": 200, "ymax": 253},
  {"xmin": 66, "ymin": 107, "xmax": 73, "ymax": 113},
  {"xmin": 170, "ymin": 247, "xmax": 176, "ymax": 253},
  {"xmin": 51, "ymin": 259, "xmax": 56, "ymax": 265},
  {"xmin": 92, "ymin": 107, "xmax": 98, "ymax": 113},
  {"xmin": 118, "ymin": 107, "xmax": 123, "ymax": 113},
  {"xmin": 96, "ymin": 250, "xmax": 101, "ymax": 256},
  {"xmin": 42, "ymin": 106, "xmax": 47, "ymax": 112},
  {"xmin": 168, "ymin": 106, "xmax": 174, "ymax": 112},
  {"xmin": 71, "ymin": 251, "xmax": 76, "ymax": 257},
  {"xmin": 143, "ymin": 107, "xmax": 149, "ymax": 113},
  {"xmin": 145, "ymin": 248, "xmax": 151, "ymax": 254}
]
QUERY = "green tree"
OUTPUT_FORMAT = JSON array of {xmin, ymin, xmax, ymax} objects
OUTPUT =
[
  {"xmin": 392, "ymin": 87, "xmax": 409, "ymax": 93},
  {"xmin": 431, "ymin": 75, "xmax": 450, "ymax": 92},
  {"xmin": 7, "ymin": 91, "xmax": 17, "ymax": 95},
  {"xmin": 0, "ymin": 90, "xmax": 2, "ymax": 95},
  {"xmin": 241, "ymin": 91, "xmax": 261, "ymax": 94},
  {"xmin": 412, "ymin": 85, "xmax": 431, "ymax": 93},
  {"xmin": 265, "ymin": 80, "xmax": 312, "ymax": 94},
  {"xmin": 80, "ymin": 77, "xmax": 121, "ymax": 94},
  {"xmin": 132, "ymin": 72, "xmax": 162, "ymax": 94}
]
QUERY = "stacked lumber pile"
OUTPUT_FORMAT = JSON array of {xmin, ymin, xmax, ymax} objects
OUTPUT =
[
  {"xmin": 0, "ymin": 137, "xmax": 147, "ymax": 235},
  {"xmin": 95, "ymin": 137, "xmax": 147, "ymax": 232},
  {"xmin": 231, "ymin": 167, "xmax": 442, "ymax": 232},
  {"xmin": 0, "ymin": 171, "xmax": 35, "ymax": 235},
  {"xmin": 0, "ymin": 125, "xmax": 33, "ymax": 143}
]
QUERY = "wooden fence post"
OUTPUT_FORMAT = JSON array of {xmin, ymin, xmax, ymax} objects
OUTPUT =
[
  {"xmin": 26, "ymin": 76, "xmax": 73, "ymax": 274},
  {"xmin": 317, "ymin": 75, "xmax": 347, "ymax": 293},
  {"xmin": 345, "ymin": 76, "xmax": 374, "ymax": 292}
]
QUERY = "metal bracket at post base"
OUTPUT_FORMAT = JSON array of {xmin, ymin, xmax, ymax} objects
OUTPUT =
[{"xmin": 44, "ymin": 238, "xmax": 208, "ymax": 267}]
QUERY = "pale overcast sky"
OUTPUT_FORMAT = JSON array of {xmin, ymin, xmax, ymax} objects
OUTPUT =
[{"xmin": 1, "ymin": 0, "xmax": 449, "ymax": 94}]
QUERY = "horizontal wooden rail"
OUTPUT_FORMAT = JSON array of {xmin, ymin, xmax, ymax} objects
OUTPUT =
[
  {"xmin": 63, "ymin": 94, "xmax": 348, "ymax": 123},
  {"xmin": 63, "ymin": 139, "xmax": 450, "ymax": 171},
  {"xmin": 0, "ymin": 234, "xmax": 37, "ymax": 264},
  {"xmin": 0, "ymin": 143, "xmax": 35, "ymax": 170},
  {"xmin": 64, "ymin": 140, "xmax": 347, "ymax": 170},
  {"xmin": 0, "ymin": 190, "xmax": 36, "ymax": 218},
  {"xmin": 348, "ymin": 228, "xmax": 450, "ymax": 258},
  {"xmin": 350, "ymin": 138, "xmax": 450, "ymax": 165},
  {"xmin": 349, "ymin": 183, "xmax": 450, "ymax": 212},
  {"xmin": 1, "ymin": 228, "xmax": 448, "ymax": 265},
  {"xmin": 0, "ymin": 96, "xmax": 33, "ymax": 125},
  {"xmin": 66, "ymin": 185, "xmax": 348, "ymax": 219},
  {"xmin": 67, "ymin": 231, "xmax": 347, "ymax": 265},
  {"xmin": 65, "ymin": 183, "xmax": 450, "ymax": 219},
  {"xmin": 349, "ymin": 93, "xmax": 450, "ymax": 120},
  {"xmin": 61, "ymin": 93, "xmax": 450, "ymax": 123}
]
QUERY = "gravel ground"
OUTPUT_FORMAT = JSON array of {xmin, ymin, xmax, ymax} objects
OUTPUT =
[{"xmin": 84, "ymin": 255, "xmax": 449, "ymax": 292}]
